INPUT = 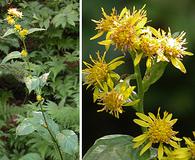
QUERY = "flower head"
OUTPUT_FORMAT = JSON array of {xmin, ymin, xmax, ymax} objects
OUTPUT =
[
  {"xmin": 21, "ymin": 50, "xmax": 28, "ymax": 57},
  {"xmin": 8, "ymin": 8, "xmax": 23, "ymax": 18},
  {"xmin": 94, "ymin": 6, "xmax": 147, "ymax": 52},
  {"xmin": 96, "ymin": 81, "xmax": 139, "ymax": 118},
  {"xmin": 83, "ymin": 51, "xmax": 124, "ymax": 89},
  {"xmin": 150, "ymin": 28, "xmax": 193, "ymax": 73},
  {"xmin": 165, "ymin": 132, "xmax": 195, "ymax": 160},
  {"xmin": 90, "ymin": 8, "xmax": 119, "ymax": 40},
  {"xmin": 19, "ymin": 29, "xmax": 28, "ymax": 38},
  {"xmin": 6, "ymin": 15, "xmax": 15, "ymax": 25},
  {"xmin": 133, "ymin": 108, "xmax": 181, "ymax": 160},
  {"xmin": 36, "ymin": 95, "xmax": 43, "ymax": 102},
  {"xmin": 14, "ymin": 24, "xmax": 22, "ymax": 31}
]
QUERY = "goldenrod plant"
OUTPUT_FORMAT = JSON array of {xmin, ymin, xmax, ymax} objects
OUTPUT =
[
  {"xmin": 0, "ymin": 1, "xmax": 79, "ymax": 159},
  {"xmin": 83, "ymin": 5, "xmax": 194, "ymax": 160}
]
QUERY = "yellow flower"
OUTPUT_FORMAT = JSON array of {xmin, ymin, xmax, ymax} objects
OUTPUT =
[
  {"xmin": 166, "ymin": 132, "xmax": 195, "ymax": 160},
  {"xmin": 90, "ymin": 8, "xmax": 119, "ymax": 40},
  {"xmin": 133, "ymin": 108, "xmax": 181, "ymax": 160},
  {"xmin": 83, "ymin": 51, "xmax": 124, "ymax": 89},
  {"xmin": 6, "ymin": 15, "xmax": 15, "ymax": 25},
  {"xmin": 21, "ymin": 50, "xmax": 28, "ymax": 57},
  {"xmin": 95, "ymin": 6, "xmax": 147, "ymax": 52},
  {"xmin": 14, "ymin": 24, "xmax": 22, "ymax": 31},
  {"xmin": 135, "ymin": 27, "xmax": 163, "ymax": 68},
  {"xmin": 19, "ymin": 29, "xmax": 28, "ymax": 38},
  {"xmin": 150, "ymin": 27, "xmax": 193, "ymax": 73},
  {"xmin": 96, "ymin": 81, "xmax": 139, "ymax": 118},
  {"xmin": 8, "ymin": 8, "xmax": 23, "ymax": 18},
  {"xmin": 36, "ymin": 95, "xmax": 43, "ymax": 102}
]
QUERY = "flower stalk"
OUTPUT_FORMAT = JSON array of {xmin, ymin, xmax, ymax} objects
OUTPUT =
[{"xmin": 39, "ymin": 102, "xmax": 64, "ymax": 160}]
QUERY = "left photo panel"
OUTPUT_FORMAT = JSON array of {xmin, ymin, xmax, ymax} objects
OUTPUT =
[{"xmin": 0, "ymin": 1, "xmax": 79, "ymax": 160}]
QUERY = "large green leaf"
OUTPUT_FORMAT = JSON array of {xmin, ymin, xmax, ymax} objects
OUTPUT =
[
  {"xmin": 56, "ymin": 129, "xmax": 78, "ymax": 155},
  {"xmin": 16, "ymin": 118, "xmax": 35, "ymax": 136},
  {"xmin": 1, "ymin": 51, "xmax": 21, "ymax": 64},
  {"xmin": 2, "ymin": 28, "xmax": 15, "ymax": 37},
  {"xmin": 142, "ymin": 62, "xmax": 167, "ymax": 92},
  {"xmin": 28, "ymin": 28, "xmax": 46, "ymax": 34},
  {"xmin": 83, "ymin": 134, "xmax": 155, "ymax": 160},
  {"xmin": 19, "ymin": 153, "xmax": 42, "ymax": 160}
]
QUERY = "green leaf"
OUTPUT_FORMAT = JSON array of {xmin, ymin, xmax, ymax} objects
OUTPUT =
[
  {"xmin": 83, "ymin": 134, "xmax": 151, "ymax": 160},
  {"xmin": 19, "ymin": 153, "xmax": 42, "ymax": 160},
  {"xmin": 56, "ymin": 129, "xmax": 78, "ymax": 155},
  {"xmin": 1, "ymin": 51, "xmax": 21, "ymax": 64},
  {"xmin": 28, "ymin": 28, "xmax": 46, "ymax": 34},
  {"xmin": 142, "ymin": 61, "xmax": 167, "ymax": 92},
  {"xmin": 16, "ymin": 118, "xmax": 35, "ymax": 136},
  {"xmin": 2, "ymin": 28, "xmax": 15, "ymax": 37},
  {"xmin": 24, "ymin": 76, "xmax": 40, "ymax": 93}
]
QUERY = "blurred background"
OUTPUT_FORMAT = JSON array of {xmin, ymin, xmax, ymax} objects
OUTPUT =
[{"xmin": 82, "ymin": 0, "xmax": 195, "ymax": 156}]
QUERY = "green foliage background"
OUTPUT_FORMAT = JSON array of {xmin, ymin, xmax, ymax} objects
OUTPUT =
[
  {"xmin": 0, "ymin": 0, "xmax": 79, "ymax": 159},
  {"xmin": 82, "ymin": 0, "xmax": 195, "ymax": 155}
]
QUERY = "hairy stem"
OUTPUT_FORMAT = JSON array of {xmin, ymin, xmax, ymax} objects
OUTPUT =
[{"xmin": 39, "ymin": 103, "xmax": 64, "ymax": 160}]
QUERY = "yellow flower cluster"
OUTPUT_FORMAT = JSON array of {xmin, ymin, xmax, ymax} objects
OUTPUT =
[
  {"xmin": 91, "ymin": 6, "xmax": 193, "ymax": 73},
  {"xmin": 6, "ymin": 8, "xmax": 22, "ymax": 25},
  {"xmin": 6, "ymin": 8, "xmax": 28, "ymax": 39}
]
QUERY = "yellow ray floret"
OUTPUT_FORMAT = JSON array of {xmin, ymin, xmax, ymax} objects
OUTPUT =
[
  {"xmin": 133, "ymin": 108, "xmax": 181, "ymax": 160},
  {"xmin": 83, "ymin": 51, "xmax": 124, "ymax": 89},
  {"xmin": 96, "ymin": 81, "xmax": 139, "ymax": 118}
]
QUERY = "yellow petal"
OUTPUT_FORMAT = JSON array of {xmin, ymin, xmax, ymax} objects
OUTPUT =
[
  {"xmin": 136, "ymin": 17, "xmax": 147, "ymax": 29},
  {"xmin": 165, "ymin": 113, "xmax": 172, "ymax": 121},
  {"xmin": 123, "ymin": 99, "xmax": 140, "ymax": 107},
  {"xmin": 133, "ymin": 119, "xmax": 149, "ymax": 127},
  {"xmin": 158, "ymin": 143, "xmax": 164, "ymax": 160},
  {"xmin": 183, "ymin": 51, "xmax": 193, "ymax": 56},
  {"xmin": 171, "ymin": 136, "xmax": 182, "ymax": 141},
  {"xmin": 148, "ymin": 112, "xmax": 156, "ymax": 121},
  {"xmin": 134, "ymin": 53, "xmax": 143, "ymax": 66},
  {"xmin": 90, "ymin": 31, "xmax": 104, "ymax": 40},
  {"xmin": 169, "ymin": 140, "xmax": 179, "ymax": 148},
  {"xmin": 136, "ymin": 112, "xmax": 152, "ymax": 123},
  {"xmin": 133, "ymin": 133, "xmax": 148, "ymax": 142},
  {"xmin": 183, "ymin": 137, "xmax": 194, "ymax": 146},
  {"xmin": 119, "ymin": 7, "xmax": 127, "ymax": 19},
  {"xmin": 140, "ymin": 141, "xmax": 152, "ymax": 155},
  {"xmin": 146, "ymin": 57, "xmax": 152, "ymax": 68},
  {"xmin": 98, "ymin": 39, "xmax": 112, "ymax": 46},
  {"xmin": 170, "ymin": 57, "xmax": 186, "ymax": 73},
  {"xmin": 101, "ymin": 8, "xmax": 107, "ymax": 18},
  {"xmin": 108, "ymin": 61, "xmax": 124, "ymax": 70}
]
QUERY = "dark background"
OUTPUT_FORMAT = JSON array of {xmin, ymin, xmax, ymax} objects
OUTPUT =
[{"xmin": 82, "ymin": 0, "xmax": 195, "ymax": 156}]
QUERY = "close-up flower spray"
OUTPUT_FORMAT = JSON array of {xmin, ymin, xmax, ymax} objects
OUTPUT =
[{"xmin": 83, "ymin": 5, "xmax": 194, "ymax": 160}]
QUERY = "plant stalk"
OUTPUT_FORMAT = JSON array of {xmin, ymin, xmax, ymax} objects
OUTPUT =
[
  {"xmin": 130, "ymin": 52, "xmax": 146, "ymax": 132},
  {"xmin": 39, "ymin": 103, "xmax": 64, "ymax": 160}
]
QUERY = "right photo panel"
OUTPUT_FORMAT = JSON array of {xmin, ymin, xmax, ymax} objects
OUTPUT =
[{"xmin": 82, "ymin": 0, "xmax": 195, "ymax": 159}]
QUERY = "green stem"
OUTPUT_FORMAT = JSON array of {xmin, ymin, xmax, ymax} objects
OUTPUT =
[
  {"xmin": 130, "ymin": 52, "xmax": 146, "ymax": 132},
  {"xmin": 22, "ymin": 39, "xmax": 31, "ymax": 72},
  {"xmin": 39, "ymin": 103, "xmax": 64, "ymax": 160}
]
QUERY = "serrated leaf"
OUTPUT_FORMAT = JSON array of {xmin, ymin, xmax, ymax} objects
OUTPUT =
[
  {"xmin": 16, "ymin": 119, "xmax": 35, "ymax": 136},
  {"xmin": 28, "ymin": 28, "xmax": 46, "ymax": 34},
  {"xmin": 2, "ymin": 28, "xmax": 15, "ymax": 37},
  {"xmin": 56, "ymin": 129, "xmax": 78, "ymax": 155},
  {"xmin": 19, "ymin": 153, "xmax": 42, "ymax": 160},
  {"xmin": 1, "ymin": 51, "xmax": 21, "ymax": 64},
  {"xmin": 142, "ymin": 61, "xmax": 167, "ymax": 92},
  {"xmin": 83, "ymin": 134, "xmax": 151, "ymax": 160}
]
